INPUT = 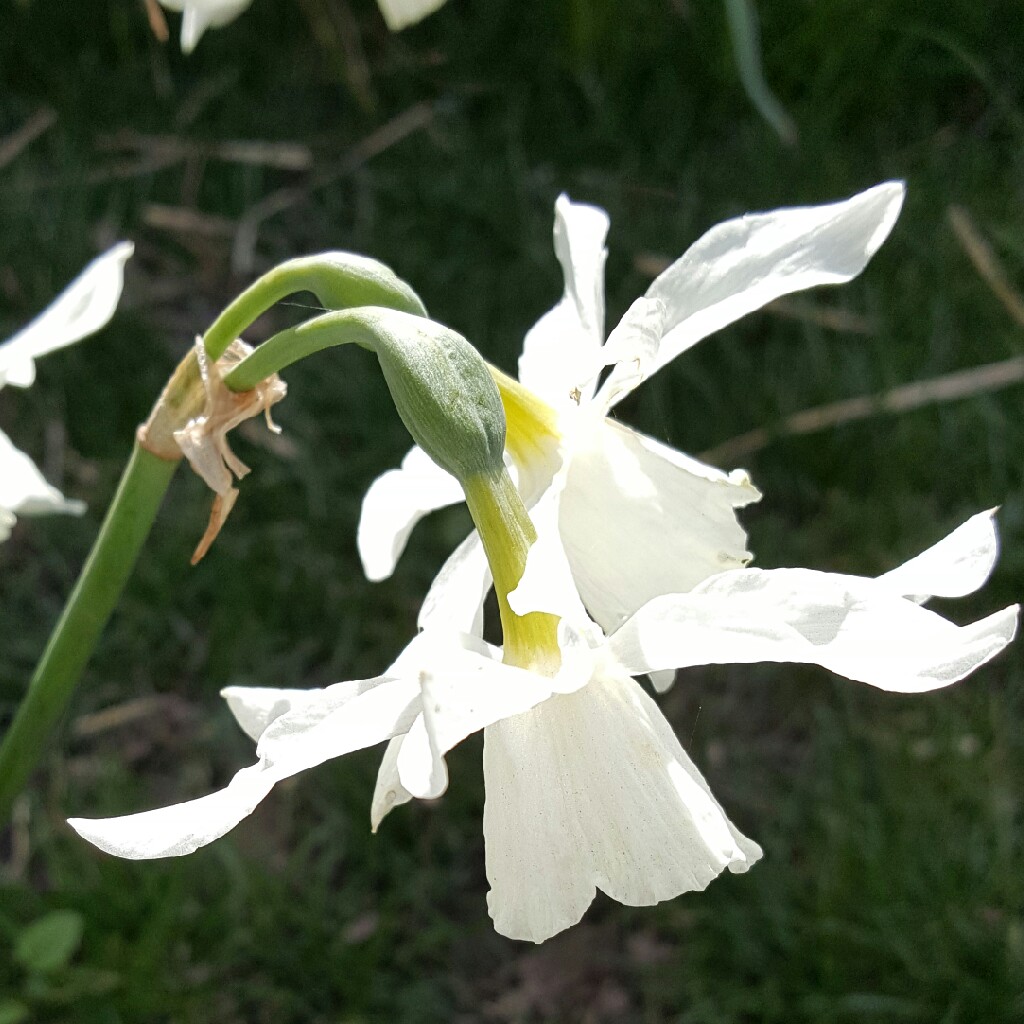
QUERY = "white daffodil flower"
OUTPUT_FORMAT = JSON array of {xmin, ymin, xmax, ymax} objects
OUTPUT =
[
  {"xmin": 69, "ymin": 502, "xmax": 1017, "ymax": 943},
  {"xmin": 358, "ymin": 183, "xmax": 906, "ymax": 660},
  {"xmin": 0, "ymin": 243, "xmax": 133, "ymax": 541},
  {"xmin": 160, "ymin": 0, "xmax": 447, "ymax": 53}
]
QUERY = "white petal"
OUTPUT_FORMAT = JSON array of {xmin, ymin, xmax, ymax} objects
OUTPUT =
[
  {"xmin": 220, "ymin": 684, "xmax": 319, "ymax": 742},
  {"xmin": 376, "ymin": 0, "xmax": 448, "ymax": 31},
  {"xmin": 0, "ymin": 428, "xmax": 85, "ymax": 520},
  {"xmin": 878, "ymin": 509, "xmax": 1001, "ymax": 602},
  {"xmin": 370, "ymin": 735, "xmax": 413, "ymax": 831},
  {"xmin": 645, "ymin": 182, "xmax": 905, "ymax": 374},
  {"xmin": 417, "ymin": 528, "xmax": 491, "ymax": 637},
  {"xmin": 167, "ymin": 0, "xmax": 254, "ymax": 53},
  {"xmin": 0, "ymin": 243, "xmax": 132, "ymax": 389},
  {"xmin": 357, "ymin": 445, "xmax": 464, "ymax": 582},
  {"xmin": 557, "ymin": 417, "xmax": 760, "ymax": 632},
  {"xmin": 69, "ymin": 676, "xmax": 420, "ymax": 859},
  {"xmin": 483, "ymin": 666, "xmax": 758, "ymax": 943},
  {"xmin": 610, "ymin": 567, "xmax": 1019, "ymax": 694},
  {"xmin": 518, "ymin": 195, "xmax": 609, "ymax": 408},
  {"xmin": 507, "ymin": 472, "xmax": 592, "ymax": 624},
  {"xmin": 593, "ymin": 296, "xmax": 667, "ymax": 411},
  {"xmin": 0, "ymin": 508, "xmax": 14, "ymax": 543}
]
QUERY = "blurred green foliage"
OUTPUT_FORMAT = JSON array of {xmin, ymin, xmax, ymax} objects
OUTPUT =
[{"xmin": 0, "ymin": 0, "xmax": 1022, "ymax": 1020}]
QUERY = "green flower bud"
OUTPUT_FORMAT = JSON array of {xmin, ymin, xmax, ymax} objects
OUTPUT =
[{"xmin": 223, "ymin": 307, "xmax": 506, "ymax": 483}]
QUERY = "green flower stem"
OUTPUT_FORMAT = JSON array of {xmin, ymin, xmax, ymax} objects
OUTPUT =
[
  {"xmin": 226, "ymin": 306, "xmax": 560, "ymax": 671},
  {"xmin": 463, "ymin": 469, "xmax": 562, "ymax": 673},
  {"xmin": 0, "ymin": 444, "xmax": 178, "ymax": 824},
  {"xmin": 203, "ymin": 254, "xmax": 427, "ymax": 361},
  {"xmin": 0, "ymin": 257, "xmax": 432, "ymax": 827}
]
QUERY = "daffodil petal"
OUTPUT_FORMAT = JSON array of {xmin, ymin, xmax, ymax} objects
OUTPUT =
[
  {"xmin": 507, "ymin": 475, "xmax": 591, "ymax": 623},
  {"xmin": 556, "ymin": 417, "xmax": 759, "ymax": 632},
  {"xmin": 518, "ymin": 195, "xmax": 609, "ymax": 408},
  {"xmin": 220, "ymin": 684, "xmax": 318, "ymax": 741},
  {"xmin": 877, "ymin": 508, "xmax": 1001, "ymax": 602},
  {"xmin": 69, "ymin": 676, "xmax": 420, "ymax": 859},
  {"xmin": 610, "ymin": 566, "xmax": 1019, "ymax": 693},
  {"xmin": 645, "ymin": 182, "xmax": 905, "ymax": 375},
  {"xmin": 593, "ymin": 296, "xmax": 666, "ymax": 411},
  {"xmin": 0, "ymin": 243, "xmax": 133, "ymax": 389},
  {"xmin": 483, "ymin": 668, "xmax": 757, "ymax": 944},
  {"xmin": 377, "ymin": 0, "xmax": 448, "ymax": 31},
  {"xmin": 395, "ymin": 630, "xmax": 594, "ymax": 802},
  {"xmin": 0, "ymin": 428, "xmax": 85, "ymax": 522},
  {"xmin": 417, "ymin": 528, "xmax": 491, "ymax": 637},
  {"xmin": 370, "ymin": 736, "xmax": 413, "ymax": 831},
  {"xmin": 158, "ymin": 0, "xmax": 254, "ymax": 53},
  {"xmin": 358, "ymin": 445, "xmax": 464, "ymax": 582}
]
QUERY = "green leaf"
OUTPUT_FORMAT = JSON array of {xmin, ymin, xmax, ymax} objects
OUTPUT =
[{"xmin": 13, "ymin": 910, "xmax": 84, "ymax": 975}]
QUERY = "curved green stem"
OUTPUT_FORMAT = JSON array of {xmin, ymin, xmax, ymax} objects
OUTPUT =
[
  {"xmin": 203, "ymin": 253, "xmax": 427, "ymax": 361},
  {"xmin": 0, "ymin": 444, "xmax": 178, "ymax": 824}
]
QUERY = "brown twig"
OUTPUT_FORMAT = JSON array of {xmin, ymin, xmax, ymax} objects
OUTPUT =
[
  {"xmin": 702, "ymin": 355, "xmax": 1024, "ymax": 464},
  {"xmin": 143, "ymin": 0, "xmax": 170, "ymax": 43},
  {"xmin": 231, "ymin": 101, "xmax": 435, "ymax": 273},
  {"xmin": 142, "ymin": 203, "xmax": 238, "ymax": 238},
  {"xmin": 947, "ymin": 204, "xmax": 1024, "ymax": 328},
  {"xmin": 0, "ymin": 108, "xmax": 57, "ymax": 171},
  {"xmin": 98, "ymin": 131, "xmax": 314, "ymax": 171}
]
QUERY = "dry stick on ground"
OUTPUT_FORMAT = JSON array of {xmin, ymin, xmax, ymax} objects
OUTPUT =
[
  {"xmin": 702, "ymin": 204, "xmax": 1024, "ymax": 465},
  {"xmin": 231, "ymin": 101, "xmax": 436, "ymax": 274},
  {"xmin": 97, "ymin": 132, "xmax": 314, "ymax": 171},
  {"xmin": 0, "ymin": 108, "xmax": 57, "ymax": 171}
]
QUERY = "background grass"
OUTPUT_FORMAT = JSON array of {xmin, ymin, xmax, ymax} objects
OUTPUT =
[{"xmin": 1, "ymin": 0, "xmax": 1022, "ymax": 1020}]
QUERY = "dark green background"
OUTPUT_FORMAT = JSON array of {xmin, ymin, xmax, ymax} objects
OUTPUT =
[{"xmin": 1, "ymin": 0, "xmax": 1021, "ymax": 1019}]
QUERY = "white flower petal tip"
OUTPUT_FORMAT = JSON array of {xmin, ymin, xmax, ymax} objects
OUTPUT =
[
  {"xmin": 357, "ymin": 446, "xmax": 463, "ymax": 582},
  {"xmin": 377, "ymin": 0, "xmax": 449, "ymax": 31},
  {"xmin": 168, "ymin": 338, "xmax": 286, "ymax": 564},
  {"xmin": 158, "ymin": 0, "xmax": 255, "ymax": 53},
  {"xmin": 517, "ymin": 195, "xmax": 610, "ymax": 407},
  {"xmin": 878, "ymin": 508, "xmax": 1001, "ymax": 602},
  {"xmin": 0, "ymin": 428, "xmax": 85, "ymax": 533},
  {"xmin": 483, "ymin": 671, "xmax": 758, "ymax": 943},
  {"xmin": 73, "ymin": 675, "xmax": 422, "ymax": 859},
  {"xmin": 0, "ymin": 242, "xmax": 133, "ymax": 389},
  {"xmin": 67, "ymin": 770, "xmax": 275, "ymax": 860},
  {"xmin": 646, "ymin": 181, "xmax": 907, "ymax": 373}
]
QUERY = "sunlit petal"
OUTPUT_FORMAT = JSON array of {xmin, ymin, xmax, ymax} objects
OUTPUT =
[
  {"xmin": 558, "ymin": 418, "xmax": 759, "ymax": 631},
  {"xmin": 358, "ymin": 445, "xmax": 464, "ymax": 582},
  {"xmin": 645, "ymin": 182, "xmax": 905, "ymax": 374},
  {"xmin": 877, "ymin": 508, "xmax": 1000, "ymax": 602},
  {"xmin": 0, "ymin": 242, "xmax": 132, "ymax": 389},
  {"xmin": 611, "ymin": 564, "xmax": 1019, "ymax": 694},
  {"xmin": 69, "ymin": 676, "xmax": 420, "ymax": 859},
  {"xmin": 518, "ymin": 195, "xmax": 609, "ymax": 408},
  {"xmin": 483, "ymin": 666, "xmax": 757, "ymax": 943},
  {"xmin": 377, "ymin": 0, "xmax": 448, "ymax": 31}
]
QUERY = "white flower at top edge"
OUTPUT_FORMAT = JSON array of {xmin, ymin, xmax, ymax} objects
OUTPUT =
[
  {"xmin": 158, "ymin": 0, "xmax": 448, "ymax": 53},
  {"xmin": 358, "ymin": 183, "xmax": 907, "ymax": 659},
  {"xmin": 68, "ymin": 504, "xmax": 1017, "ymax": 943},
  {"xmin": 0, "ymin": 243, "xmax": 133, "ymax": 543}
]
